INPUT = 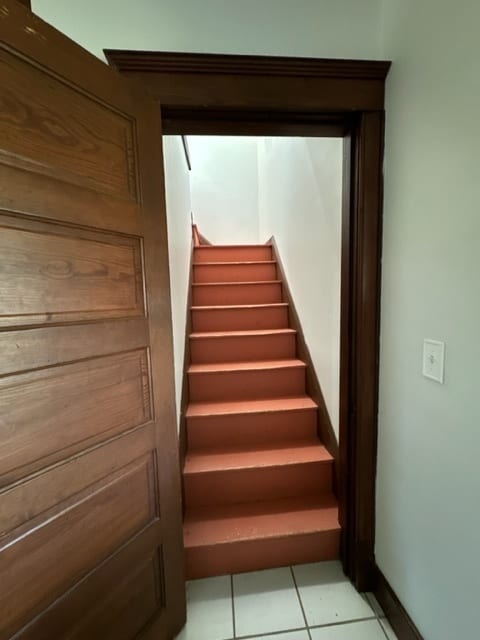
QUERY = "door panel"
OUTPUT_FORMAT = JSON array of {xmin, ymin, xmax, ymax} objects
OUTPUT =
[
  {"xmin": 0, "ymin": 2, "xmax": 184, "ymax": 639},
  {"xmin": 14, "ymin": 526, "xmax": 164, "ymax": 640},
  {"xmin": 0, "ymin": 350, "xmax": 151, "ymax": 484},
  {"xmin": 1, "ymin": 48, "xmax": 138, "ymax": 200},
  {"xmin": 0, "ymin": 213, "xmax": 145, "ymax": 327}
]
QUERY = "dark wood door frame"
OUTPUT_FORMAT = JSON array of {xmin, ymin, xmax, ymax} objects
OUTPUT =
[{"xmin": 106, "ymin": 50, "xmax": 391, "ymax": 592}]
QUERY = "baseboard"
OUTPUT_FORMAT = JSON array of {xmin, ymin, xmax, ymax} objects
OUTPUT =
[
  {"xmin": 373, "ymin": 565, "xmax": 424, "ymax": 640},
  {"xmin": 269, "ymin": 237, "xmax": 339, "ymax": 462}
]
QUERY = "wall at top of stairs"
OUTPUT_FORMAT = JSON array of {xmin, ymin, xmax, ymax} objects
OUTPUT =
[{"xmin": 258, "ymin": 137, "xmax": 343, "ymax": 434}]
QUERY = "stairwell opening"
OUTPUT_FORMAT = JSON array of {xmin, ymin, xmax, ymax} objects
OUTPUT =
[{"xmin": 163, "ymin": 135, "xmax": 343, "ymax": 578}]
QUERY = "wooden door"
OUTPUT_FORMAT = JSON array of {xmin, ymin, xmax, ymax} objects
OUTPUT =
[{"xmin": 0, "ymin": 2, "xmax": 185, "ymax": 639}]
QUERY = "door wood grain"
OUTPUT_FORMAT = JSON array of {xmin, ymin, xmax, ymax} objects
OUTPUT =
[{"xmin": 0, "ymin": 3, "xmax": 185, "ymax": 639}]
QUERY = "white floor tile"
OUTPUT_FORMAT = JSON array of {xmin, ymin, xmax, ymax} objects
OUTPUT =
[
  {"xmin": 380, "ymin": 618, "xmax": 399, "ymax": 639},
  {"xmin": 253, "ymin": 632, "xmax": 310, "ymax": 640},
  {"xmin": 175, "ymin": 575, "xmax": 233, "ymax": 640},
  {"xmin": 233, "ymin": 567, "xmax": 306, "ymax": 637},
  {"xmin": 310, "ymin": 619, "xmax": 388, "ymax": 640},
  {"xmin": 292, "ymin": 561, "xmax": 375, "ymax": 627},
  {"xmin": 364, "ymin": 592, "xmax": 386, "ymax": 617}
]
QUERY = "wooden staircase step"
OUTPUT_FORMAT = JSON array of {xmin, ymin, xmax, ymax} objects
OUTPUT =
[
  {"xmin": 192, "ymin": 281, "xmax": 283, "ymax": 305},
  {"xmin": 184, "ymin": 441, "xmax": 332, "ymax": 473},
  {"xmin": 188, "ymin": 359, "xmax": 307, "ymax": 402},
  {"xmin": 184, "ymin": 495, "xmax": 340, "ymax": 579},
  {"xmin": 191, "ymin": 303, "xmax": 289, "ymax": 332},
  {"xmin": 190, "ymin": 328, "xmax": 297, "ymax": 363},
  {"xmin": 183, "ymin": 442, "xmax": 333, "ymax": 508},
  {"xmin": 193, "ymin": 261, "xmax": 277, "ymax": 283},
  {"xmin": 183, "ymin": 238, "xmax": 339, "ymax": 578},
  {"xmin": 194, "ymin": 245, "xmax": 273, "ymax": 263},
  {"xmin": 186, "ymin": 395, "xmax": 317, "ymax": 418},
  {"xmin": 186, "ymin": 397, "xmax": 319, "ymax": 449}
]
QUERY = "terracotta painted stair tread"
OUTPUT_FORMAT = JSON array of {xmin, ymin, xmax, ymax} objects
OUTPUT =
[
  {"xmin": 183, "ymin": 441, "xmax": 333, "ymax": 508},
  {"xmin": 191, "ymin": 302, "xmax": 288, "ymax": 310},
  {"xmin": 186, "ymin": 397, "xmax": 319, "ymax": 449},
  {"xmin": 184, "ymin": 494, "xmax": 339, "ymax": 547},
  {"xmin": 192, "ymin": 280, "xmax": 283, "ymax": 305},
  {"xmin": 184, "ymin": 495, "xmax": 340, "ymax": 578},
  {"xmin": 189, "ymin": 328, "xmax": 297, "ymax": 363},
  {"xmin": 188, "ymin": 359, "xmax": 307, "ymax": 402},
  {"xmin": 186, "ymin": 395, "xmax": 317, "ymax": 418},
  {"xmin": 190, "ymin": 328, "xmax": 296, "ymax": 338},
  {"xmin": 194, "ymin": 260, "xmax": 277, "ymax": 265},
  {"xmin": 183, "ymin": 238, "xmax": 339, "ymax": 577},
  {"xmin": 188, "ymin": 358, "xmax": 306, "ymax": 373},
  {"xmin": 193, "ymin": 279, "xmax": 282, "ymax": 287},
  {"xmin": 194, "ymin": 261, "xmax": 278, "ymax": 283},
  {"xmin": 194, "ymin": 244, "xmax": 273, "ymax": 264},
  {"xmin": 184, "ymin": 441, "xmax": 332, "ymax": 473}
]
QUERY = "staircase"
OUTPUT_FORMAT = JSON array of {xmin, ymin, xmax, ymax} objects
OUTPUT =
[{"xmin": 183, "ymin": 242, "xmax": 340, "ymax": 579}]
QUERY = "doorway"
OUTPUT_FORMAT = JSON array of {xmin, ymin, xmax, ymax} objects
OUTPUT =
[{"xmin": 106, "ymin": 49, "xmax": 390, "ymax": 591}]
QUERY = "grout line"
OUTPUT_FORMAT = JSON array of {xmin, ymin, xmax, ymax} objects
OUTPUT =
[
  {"xmin": 290, "ymin": 565, "xmax": 312, "ymax": 640},
  {"xmin": 308, "ymin": 615, "xmax": 379, "ymax": 630},
  {"xmin": 231, "ymin": 574, "xmax": 236, "ymax": 639},
  {"xmin": 234, "ymin": 627, "xmax": 309, "ymax": 640}
]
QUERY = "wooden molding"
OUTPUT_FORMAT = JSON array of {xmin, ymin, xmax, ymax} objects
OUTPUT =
[
  {"xmin": 162, "ymin": 109, "xmax": 348, "ymax": 137},
  {"xmin": 112, "ymin": 49, "xmax": 390, "ymax": 591},
  {"xmin": 105, "ymin": 49, "xmax": 390, "ymax": 80},
  {"xmin": 374, "ymin": 566, "xmax": 424, "ymax": 640},
  {"xmin": 270, "ymin": 238, "xmax": 339, "ymax": 463},
  {"xmin": 105, "ymin": 50, "xmax": 391, "ymax": 112}
]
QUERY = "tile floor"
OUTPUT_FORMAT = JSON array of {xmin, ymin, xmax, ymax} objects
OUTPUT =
[{"xmin": 176, "ymin": 561, "xmax": 398, "ymax": 640}]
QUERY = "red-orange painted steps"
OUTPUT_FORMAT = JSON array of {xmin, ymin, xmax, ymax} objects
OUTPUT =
[
  {"xmin": 184, "ymin": 495, "xmax": 340, "ymax": 579},
  {"xmin": 194, "ymin": 261, "xmax": 278, "ymax": 283},
  {"xmin": 194, "ymin": 245, "xmax": 273, "ymax": 263},
  {"xmin": 190, "ymin": 328, "xmax": 297, "ymax": 363},
  {"xmin": 186, "ymin": 397, "xmax": 318, "ymax": 449},
  {"xmin": 183, "ymin": 442, "xmax": 333, "ymax": 508},
  {"xmin": 193, "ymin": 280, "xmax": 283, "ymax": 306},
  {"xmin": 191, "ymin": 303, "xmax": 289, "ymax": 332},
  {"xmin": 188, "ymin": 359, "xmax": 307, "ymax": 403},
  {"xmin": 182, "ymin": 239, "xmax": 340, "ymax": 578}
]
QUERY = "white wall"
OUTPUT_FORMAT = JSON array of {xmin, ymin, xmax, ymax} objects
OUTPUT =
[
  {"xmin": 33, "ymin": 0, "xmax": 383, "ymax": 61},
  {"xmin": 163, "ymin": 136, "xmax": 192, "ymax": 429},
  {"xmin": 188, "ymin": 137, "xmax": 260, "ymax": 244},
  {"xmin": 258, "ymin": 138, "xmax": 343, "ymax": 434},
  {"xmin": 377, "ymin": 1, "xmax": 480, "ymax": 638}
]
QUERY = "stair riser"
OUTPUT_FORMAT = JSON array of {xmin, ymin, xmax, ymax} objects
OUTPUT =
[
  {"xmin": 189, "ymin": 367, "xmax": 306, "ymax": 402},
  {"xmin": 194, "ymin": 263, "xmax": 277, "ymax": 283},
  {"xmin": 190, "ymin": 333, "xmax": 296, "ymax": 364},
  {"xmin": 191, "ymin": 306, "xmax": 289, "ymax": 332},
  {"xmin": 187, "ymin": 409, "xmax": 318, "ymax": 449},
  {"xmin": 184, "ymin": 461, "xmax": 332, "ymax": 508},
  {"xmin": 185, "ymin": 529, "xmax": 340, "ymax": 579},
  {"xmin": 195, "ymin": 246, "xmax": 273, "ymax": 263},
  {"xmin": 193, "ymin": 282, "xmax": 282, "ymax": 306},
  {"xmin": 187, "ymin": 409, "xmax": 317, "ymax": 450}
]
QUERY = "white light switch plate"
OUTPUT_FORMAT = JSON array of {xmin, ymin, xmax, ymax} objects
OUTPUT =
[{"xmin": 423, "ymin": 339, "xmax": 445, "ymax": 383}]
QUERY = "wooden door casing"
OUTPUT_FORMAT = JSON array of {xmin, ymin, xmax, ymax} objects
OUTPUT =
[{"xmin": 0, "ymin": 3, "xmax": 184, "ymax": 639}]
